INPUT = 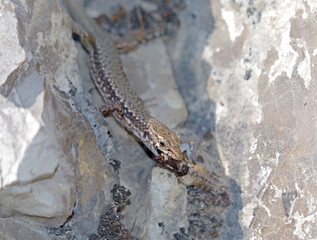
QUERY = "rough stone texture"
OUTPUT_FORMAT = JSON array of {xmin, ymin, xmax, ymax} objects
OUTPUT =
[
  {"xmin": 202, "ymin": 0, "xmax": 317, "ymax": 239},
  {"xmin": 146, "ymin": 167, "xmax": 188, "ymax": 240},
  {"xmin": 0, "ymin": 0, "xmax": 118, "ymax": 237},
  {"xmin": 166, "ymin": 0, "xmax": 242, "ymax": 238},
  {"xmin": 1, "ymin": 0, "xmax": 200, "ymax": 239},
  {"xmin": 120, "ymin": 41, "xmax": 187, "ymax": 129},
  {"xmin": 3, "ymin": 0, "xmax": 316, "ymax": 239},
  {"xmin": 0, "ymin": 0, "xmax": 77, "ymax": 227},
  {"xmin": 0, "ymin": 218, "xmax": 52, "ymax": 240}
]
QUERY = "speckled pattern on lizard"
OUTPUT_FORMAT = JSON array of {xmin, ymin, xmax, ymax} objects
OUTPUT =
[{"xmin": 65, "ymin": 0, "xmax": 228, "ymax": 195}]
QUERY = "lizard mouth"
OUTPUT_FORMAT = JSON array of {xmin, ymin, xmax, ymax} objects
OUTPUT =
[
  {"xmin": 153, "ymin": 147, "xmax": 164, "ymax": 161},
  {"xmin": 156, "ymin": 148, "xmax": 168, "ymax": 160},
  {"xmin": 153, "ymin": 147, "xmax": 188, "ymax": 176},
  {"xmin": 155, "ymin": 146, "xmax": 173, "ymax": 157},
  {"xmin": 156, "ymin": 147, "xmax": 163, "ymax": 156},
  {"xmin": 149, "ymin": 144, "xmax": 161, "ymax": 158}
]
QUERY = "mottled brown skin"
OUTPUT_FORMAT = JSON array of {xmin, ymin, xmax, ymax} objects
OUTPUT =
[{"xmin": 66, "ymin": 0, "xmax": 227, "ymax": 194}]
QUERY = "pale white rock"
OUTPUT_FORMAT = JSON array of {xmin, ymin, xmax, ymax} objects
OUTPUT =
[
  {"xmin": 0, "ymin": 0, "xmax": 77, "ymax": 230},
  {"xmin": 1, "ymin": 0, "xmax": 188, "ymax": 238},
  {"xmin": 146, "ymin": 167, "xmax": 188, "ymax": 240},
  {"xmin": 0, "ymin": 95, "xmax": 58, "ymax": 187},
  {"xmin": 0, "ymin": 94, "xmax": 73, "ymax": 221},
  {"xmin": 0, "ymin": 0, "xmax": 26, "ymax": 85},
  {"xmin": 221, "ymin": 8, "xmax": 244, "ymax": 42},
  {"xmin": 205, "ymin": 0, "xmax": 317, "ymax": 239}
]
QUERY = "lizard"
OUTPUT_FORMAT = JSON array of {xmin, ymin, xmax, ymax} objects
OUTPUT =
[{"xmin": 64, "ymin": 0, "xmax": 228, "ymax": 195}]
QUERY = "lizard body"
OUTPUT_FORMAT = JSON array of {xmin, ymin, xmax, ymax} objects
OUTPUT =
[{"xmin": 65, "ymin": 0, "xmax": 227, "ymax": 194}]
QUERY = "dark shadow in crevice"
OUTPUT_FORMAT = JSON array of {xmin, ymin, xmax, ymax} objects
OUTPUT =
[{"xmin": 166, "ymin": 0, "xmax": 243, "ymax": 239}]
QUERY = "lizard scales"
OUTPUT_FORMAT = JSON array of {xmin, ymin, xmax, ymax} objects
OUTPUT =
[{"xmin": 65, "ymin": 0, "xmax": 228, "ymax": 194}]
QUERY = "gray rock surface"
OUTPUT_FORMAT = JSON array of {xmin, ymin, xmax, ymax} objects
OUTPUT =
[
  {"xmin": 1, "ymin": 0, "xmax": 317, "ymax": 239},
  {"xmin": 0, "ymin": 0, "xmax": 77, "ymax": 228},
  {"xmin": 202, "ymin": 0, "xmax": 317, "ymax": 239}
]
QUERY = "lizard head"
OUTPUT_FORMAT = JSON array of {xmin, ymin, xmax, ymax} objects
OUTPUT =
[{"xmin": 146, "ymin": 118, "xmax": 185, "ymax": 162}]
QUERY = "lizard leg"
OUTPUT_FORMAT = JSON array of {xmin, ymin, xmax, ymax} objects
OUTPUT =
[{"xmin": 100, "ymin": 101, "xmax": 123, "ymax": 117}]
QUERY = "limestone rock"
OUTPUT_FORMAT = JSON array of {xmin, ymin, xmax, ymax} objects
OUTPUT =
[
  {"xmin": 0, "ymin": 0, "xmax": 190, "ymax": 239},
  {"xmin": 0, "ymin": 0, "xmax": 77, "ymax": 227},
  {"xmin": 0, "ymin": 218, "xmax": 53, "ymax": 240},
  {"xmin": 203, "ymin": 0, "xmax": 317, "ymax": 239},
  {"xmin": 146, "ymin": 167, "xmax": 188, "ymax": 240},
  {"xmin": 7, "ymin": 0, "xmax": 316, "ymax": 239}
]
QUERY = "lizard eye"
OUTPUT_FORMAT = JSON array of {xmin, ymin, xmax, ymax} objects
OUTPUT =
[{"xmin": 159, "ymin": 142, "xmax": 165, "ymax": 147}]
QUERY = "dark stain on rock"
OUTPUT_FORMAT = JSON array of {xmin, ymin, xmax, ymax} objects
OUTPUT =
[
  {"xmin": 173, "ymin": 227, "xmax": 190, "ymax": 240},
  {"xmin": 282, "ymin": 191, "xmax": 298, "ymax": 217},
  {"xmin": 244, "ymin": 69, "xmax": 252, "ymax": 80},
  {"xmin": 172, "ymin": 185, "xmax": 231, "ymax": 239},
  {"xmin": 109, "ymin": 158, "xmax": 121, "ymax": 172},
  {"xmin": 203, "ymin": 130, "xmax": 213, "ymax": 141},
  {"xmin": 97, "ymin": 205, "xmax": 131, "ymax": 240},
  {"xmin": 111, "ymin": 184, "xmax": 131, "ymax": 207}
]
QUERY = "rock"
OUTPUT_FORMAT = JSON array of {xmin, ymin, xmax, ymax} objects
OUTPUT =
[
  {"xmin": 167, "ymin": 0, "xmax": 242, "ymax": 238},
  {"xmin": 82, "ymin": 2, "xmax": 190, "ymax": 239},
  {"xmin": 141, "ymin": 167, "xmax": 188, "ymax": 240},
  {"xmin": 0, "ymin": 0, "xmax": 77, "ymax": 228},
  {"xmin": 0, "ymin": 218, "xmax": 54, "ymax": 240},
  {"xmin": 0, "ymin": 0, "xmax": 117, "ymax": 237},
  {"xmin": 120, "ymin": 40, "xmax": 187, "ymax": 129},
  {"xmin": 0, "ymin": 0, "xmax": 25, "ymax": 85},
  {"xmin": 0, "ymin": 0, "xmax": 189, "ymax": 239},
  {"xmin": 202, "ymin": 0, "xmax": 317, "ymax": 239},
  {"xmin": 5, "ymin": 0, "xmax": 316, "ymax": 239}
]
